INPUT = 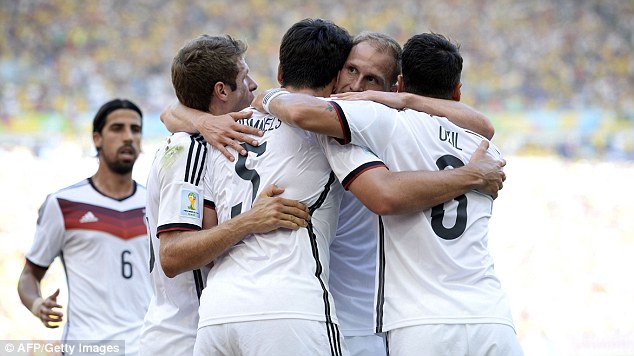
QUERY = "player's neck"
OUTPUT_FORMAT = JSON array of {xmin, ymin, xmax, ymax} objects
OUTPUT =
[
  {"xmin": 285, "ymin": 85, "xmax": 332, "ymax": 98},
  {"xmin": 91, "ymin": 167, "xmax": 135, "ymax": 200}
]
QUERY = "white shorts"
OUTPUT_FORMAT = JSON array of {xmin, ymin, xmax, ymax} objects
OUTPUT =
[
  {"xmin": 345, "ymin": 334, "xmax": 387, "ymax": 356},
  {"xmin": 387, "ymin": 323, "xmax": 524, "ymax": 356},
  {"xmin": 194, "ymin": 319, "xmax": 349, "ymax": 356}
]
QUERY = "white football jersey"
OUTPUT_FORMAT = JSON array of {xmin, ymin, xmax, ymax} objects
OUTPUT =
[
  {"xmin": 327, "ymin": 100, "xmax": 516, "ymax": 333},
  {"xmin": 198, "ymin": 109, "xmax": 382, "ymax": 332},
  {"xmin": 141, "ymin": 132, "xmax": 209, "ymax": 356},
  {"xmin": 329, "ymin": 191, "xmax": 379, "ymax": 337},
  {"xmin": 26, "ymin": 178, "xmax": 152, "ymax": 355}
]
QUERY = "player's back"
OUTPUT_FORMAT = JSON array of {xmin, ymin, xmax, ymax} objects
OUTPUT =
[
  {"xmin": 329, "ymin": 191, "xmax": 378, "ymax": 336},
  {"xmin": 198, "ymin": 109, "xmax": 343, "ymax": 328},
  {"xmin": 331, "ymin": 100, "xmax": 514, "ymax": 332}
]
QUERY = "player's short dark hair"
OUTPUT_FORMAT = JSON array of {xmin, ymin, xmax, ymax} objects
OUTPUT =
[
  {"xmin": 279, "ymin": 18, "xmax": 352, "ymax": 89},
  {"xmin": 92, "ymin": 98, "xmax": 143, "ymax": 134},
  {"xmin": 353, "ymin": 32, "xmax": 402, "ymax": 87},
  {"xmin": 402, "ymin": 33, "xmax": 462, "ymax": 99},
  {"xmin": 171, "ymin": 34, "xmax": 247, "ymax": 112}
]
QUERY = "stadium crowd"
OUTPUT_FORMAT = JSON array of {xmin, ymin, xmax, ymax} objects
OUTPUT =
[{"xmin": 1, "ymin": 0, "xmax": 633, "ymax": 119}]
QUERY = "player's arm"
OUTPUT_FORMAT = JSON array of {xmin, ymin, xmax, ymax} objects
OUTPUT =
[
  {"xmin": 348, "ymin": 141, "xmax": 505, "ymax": 215},
  {"xmin": 160, "ymin": 101, "xmax": 261, "ymax": 161},
  {"xmin": 253, "ymin": 89, "xmax": 346, "ymax": 139},
  {"xmin": 160, "ymin": 184, "xmax": 310, "ymax": 278},
  {"xmin": 17, "ymin": 261, "xmax": 64, "ymax": 328},
  {"xmin": 332, "ymin": 90, "xmax": 494, "ymax": 139}
]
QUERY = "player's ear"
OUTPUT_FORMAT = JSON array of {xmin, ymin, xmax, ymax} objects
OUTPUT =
[
  {"xmin": 93, "ymin": 131, "xmax": 102, "ymax": 153},
  {"xmin": 213, "ymin": 81, "xmax": 228, "ymax": 101},
  {"xmin": 277, "ymin": 63, "xmax": 282, "ymax": 85},
  {"xmin": 452, "ymin": 82, "xmax": 462, "ymax": 102},
  {"xmin": 396, "ymin": 74, "xmax": 404, "ymax": 93}
]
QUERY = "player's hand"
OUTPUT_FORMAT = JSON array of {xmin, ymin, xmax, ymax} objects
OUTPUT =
[
  {"xmin": 247, "ymin": 184, "xmax": 311, "ymax": 232},
  {"xmin": 197, "ymin": 111, "xmax": 261, "ymax": 162},
  {"xmin": 331, "ymin": 90, "xmax": 407, "ymax": 110},
  {"xmin": 467, "ymin": 140, "xmax": 506, "ymax": 199},
  {"xmin": 33, "ymin": 289, "xmax": 64, "ymax": 328}
]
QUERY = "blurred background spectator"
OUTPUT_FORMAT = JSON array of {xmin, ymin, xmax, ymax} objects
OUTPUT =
[{"xmin": 1, "ymin": 0, "xmax": 633, "ymax": 159}]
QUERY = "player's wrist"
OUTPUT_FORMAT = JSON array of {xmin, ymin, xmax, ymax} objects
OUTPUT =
[
  {"xmin": 262, "ymin": 89, "xmax": 290, "ymax": 114},
  {"xmin": 460, "ymin": 164, "xmax": 484, "ymax": 189},
  {"xmin": 30, "ymin": 297, "xmax": 44, "ymax": 317}
]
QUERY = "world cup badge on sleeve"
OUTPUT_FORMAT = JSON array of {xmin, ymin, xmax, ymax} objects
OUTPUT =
[{"xmin": 180, "ymin": 189, "xmax": 201, "ymax": 219}]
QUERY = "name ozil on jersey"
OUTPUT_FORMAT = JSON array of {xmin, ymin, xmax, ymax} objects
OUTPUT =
[{"xmin": 439, "ymin": 126, "xmax": 463, "ymax": 150}]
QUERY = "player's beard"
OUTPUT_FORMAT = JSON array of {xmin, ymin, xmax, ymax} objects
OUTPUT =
[
  {"xmin": 106, "ymin": 158, "xmax": 135, "ymax": 175},
  {"xmin": 102, "ymin": 146, "xmax": 137, "ymax": 175}
]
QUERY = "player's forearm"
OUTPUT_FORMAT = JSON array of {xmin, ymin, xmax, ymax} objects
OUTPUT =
[
  {"xmin": 352, "ymin": 168, "xmax": 481, "ymax": 215},
  {"xmin": 269, "ymin": 94, "xmax": 345, "ymax": 139},
  {"xmin": 403, "ymin": 94, "xmax": 494, "ymax": 139},
  {"xmin": 390, "ymin": 168, "xmax": 482, "ymax": 213},
  {"xmin": 160, "ymin": 216, "xmax": 262, "ymax": 278},
  {"xmin": 17, "ymin": 267, "xmax": 43, "ymax": 311},
  {"xmin": 160, "ymin": 102, "xmax": 204, "ymax": 134}
]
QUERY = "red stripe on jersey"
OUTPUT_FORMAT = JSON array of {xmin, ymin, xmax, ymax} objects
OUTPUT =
[
  {"xmin": 157, "ymin": 223, "xmax": 201, "ymax": 236},
  {"xmin": 58, "ymin": 198, "xmax": 146, "ymax": 240},
  {"xmin": 342, "ymin": 161, "xmax": 387, "ymax": 190},
  {"xmin": 328, "ymin": 101, "xmax": 351, "ymax": 144},
  {"xmin": 204, "ymin": 199, "xmax": 216, "ymax": 210}
]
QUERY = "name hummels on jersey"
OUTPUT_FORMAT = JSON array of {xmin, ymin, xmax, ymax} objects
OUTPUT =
[{"xmin": 242, "ymin": 115, "xmax": 282, "ymax": 132}]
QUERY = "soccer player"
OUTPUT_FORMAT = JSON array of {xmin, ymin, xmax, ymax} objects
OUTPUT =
[
  {"xmin": 161, "ymin": 30, "xmax": 505, "ymax": 356},
  {"xmin": 17, "ymin": 99, "xmax": 152, "ymax": 355},
  {"xmin": 254, "ymin": 32, "xmax": 524, "ymax": 355},
  {"xmin": 328, "ymin": 31, "xmax": 502, "ymax": 356},
  {"xmin": 186, "ymin": 19, "xmax": 354, "ymax": 355},
  {"xmin": 140, "ymin": 34, "xmax": 310, "ymax": 356}
]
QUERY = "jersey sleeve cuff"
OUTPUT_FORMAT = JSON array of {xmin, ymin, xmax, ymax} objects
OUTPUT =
[
  {"xmin": 328, "ymin": 101, "xmax": 351, "ymax": 145},
  {"xmin": 341, "ymin": 161, "xmax": 387, "ymax": 190},
  {"xmin": 204, "ymin": 199, "xmax": 216, "ymax": 210},
  {"xmin": 157, "ymin": 223, "xmax": 201, "ymax": 237},
  {"xmin": 25, "ymin": 257, "xmax": 50, "ymax": 270}
]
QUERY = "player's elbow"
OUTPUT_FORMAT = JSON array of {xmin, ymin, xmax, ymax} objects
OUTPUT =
[
  {"xmin": 362, "ymin": 196, "xmax": 401, "ymax": 216},
  {"xmin": 478, "ymin": 118, "xmax": 495, "ymax": 140},
  {"xmin": 160, "ymin": 259, "xmax": 178, "ymax": 279},
  {"xmin": 482, "ymin": 123, "xmax": 495, "ymax": 140},
  {"xmin": 161, "ymin": 262, "xmax": 180, "ymax": 279},
  {"xmin": 159, "ymin": 246, "xmax": 181, "ymax": 278}
]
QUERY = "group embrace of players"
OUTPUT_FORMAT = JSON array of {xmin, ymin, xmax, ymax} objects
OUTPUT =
[{"xmin": 18, "ymin": 18, "xmax": 522, "ymax": 356}]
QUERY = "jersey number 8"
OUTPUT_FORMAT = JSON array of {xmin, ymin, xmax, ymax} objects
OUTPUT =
[{"xmin": 431, "ymin": 155, "xmax": 468, "ymax": 240}]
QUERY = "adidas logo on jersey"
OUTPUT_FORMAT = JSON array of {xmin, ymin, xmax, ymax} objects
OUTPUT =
[{"xmin": 80, "ymin": 211, "xmax": 99, "ymax": 223}]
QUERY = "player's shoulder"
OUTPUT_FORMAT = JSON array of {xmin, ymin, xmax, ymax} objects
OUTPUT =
[
  {"xmin": 54, "ymin": 178, "xmax": 91, "ymax": 196},
  {"xmin": 168, "ymin": 132, "xmax": 207, "ymax": 145},
  {"xmin": 40, "ymin": 178, "xmax": 92, "ymax": 209},
  {"xmin": 331, "ymin": 98, "xmax": 392, "ymax": 112},
  {"xmin": 463, "ymin": 129, "xmax": 504, "ymax": 158},
  {"xmin": 156, "ymin": 133, "xmax": 208, "ymax": 164}
]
